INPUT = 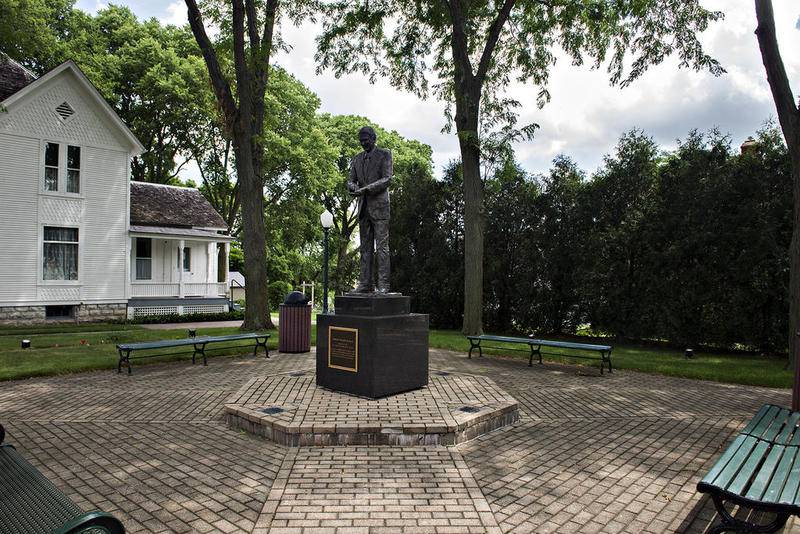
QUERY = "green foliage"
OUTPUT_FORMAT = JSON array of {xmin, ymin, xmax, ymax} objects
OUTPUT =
[
  {"xmin": 1, "ymin": 2, "xmax": 212, "ymax": 184},
  {"xmin": 390, "ymin": 161, "xmax": 463, "ymax": 328},
  {"xmin": 316, "ymin": 0, "xmax": 724, "ymax": 140},
  {"xmin": 317, "ymin": 114, "xmax": 434, "ymax": 295},
  {"xmin": 389, "ymin": 125, "xmax": 793, "ymax": 352},
  {"xmin": 130, "ymin": 310, "xmax": 244, "ymax": 324}
]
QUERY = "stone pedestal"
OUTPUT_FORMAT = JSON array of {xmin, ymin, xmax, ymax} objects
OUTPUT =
[{"xmin": 316, "ymin": 294, "xmax": 429, "ymax": 398}]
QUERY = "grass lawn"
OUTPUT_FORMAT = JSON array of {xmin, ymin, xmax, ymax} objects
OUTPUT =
[
  {"xmin": 428, "ymin": 330, "xmax": 793, "ymax": 389},
  {"xmin": 0, "ymin": 324, "xmax": 277, "ymax": 381},
  {"xmin": 0, "ymin": 323, "xmax": 792, "ymax": 388}
]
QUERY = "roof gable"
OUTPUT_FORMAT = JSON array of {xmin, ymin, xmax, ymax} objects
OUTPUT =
[
  {"xmin": 0, "ymin": 61, "xmax": 143, "ymax": 154},
  {"xmin": 130, "ymin": 181, "xmax": 228, "ymax": 230}
]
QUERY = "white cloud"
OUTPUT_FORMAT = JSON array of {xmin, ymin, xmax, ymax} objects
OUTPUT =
[{"xmin": 160, "ymin": 1, "xmax": 188, "ymax": 26}]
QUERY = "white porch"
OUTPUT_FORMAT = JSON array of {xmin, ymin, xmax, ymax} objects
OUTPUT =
[{"xmin": 128, "ymin": 226, "xmax": 232, "ymax": 301}]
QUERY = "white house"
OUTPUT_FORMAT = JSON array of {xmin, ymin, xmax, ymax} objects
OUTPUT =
[{"xmin": 0, "ymin": 56, "xmax": 232, "ymax": 325}]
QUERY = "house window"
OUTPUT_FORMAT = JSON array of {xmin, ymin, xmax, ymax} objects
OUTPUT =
[
  {"xmin": 183, "ymin": 247, "xmax": 191, "ymax": 272},
  {"xmin": 135, "ymin": 238, "xmax": 152, "ymax": 280},
  {"xmin": 44, "ymin": 143, "xmax": 59, "ymax": 191},
  {"xmin": 43, "ymin": 226, "xmax": 78, "ymax": 281},
  {"xmin": 67, "ymin": 145, "xmax": 80, "ymax": 193},
  {"xmin": 44, "ymin": 143, "xmax": 81, "ymax": 194}
]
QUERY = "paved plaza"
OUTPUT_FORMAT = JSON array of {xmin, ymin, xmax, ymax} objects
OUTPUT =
[{"xmin": 1, "ymin": 347, "xmax": 796, "ymax": 533}]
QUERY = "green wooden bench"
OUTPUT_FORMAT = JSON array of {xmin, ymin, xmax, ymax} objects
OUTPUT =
[
  {"xmin": 116, "ymin": 332, "xmax": 270, "ymax": 374},
  {"xmin": 0, "ymin": 424, "xmax": 125, "ymax": 534},
  {"xmin": 466, "ymin": 335, "xmax": 613, "ymax": 374},
  {"xmin": 697, "ymin": 404, "xmax": 800, "ymax": 533}
]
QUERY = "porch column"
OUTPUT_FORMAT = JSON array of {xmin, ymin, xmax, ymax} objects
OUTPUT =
[
  {"xmin": 224, "ymin": 242, "xmax": 230, "ymax": 288},
  {"xmin": 178, "ymin": 239, "xmax": 185, "ymax": 298},
  {"xmin": 207, "ymin": 242, "xmax": 215, "ymax": 296}
]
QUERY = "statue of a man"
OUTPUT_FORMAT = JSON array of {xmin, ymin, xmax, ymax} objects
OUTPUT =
[{"xmin": 348, "ymin": 126, "xmax": 393, "ymax": 293}]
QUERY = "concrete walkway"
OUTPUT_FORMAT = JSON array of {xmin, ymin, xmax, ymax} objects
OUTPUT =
[{"xmin": 1, "ymin": 348, "xmax": 795, "ymax": 533}]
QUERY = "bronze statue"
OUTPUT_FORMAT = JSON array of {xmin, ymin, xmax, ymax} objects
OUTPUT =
[{"xmin": 348, "ymin": 126, "xmax": 393, "ymax": 293}]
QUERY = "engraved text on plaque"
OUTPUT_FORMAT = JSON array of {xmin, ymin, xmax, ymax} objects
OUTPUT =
[{"xmin": 328, "ymin": 326, "xmax": 358, "ymax": 372}]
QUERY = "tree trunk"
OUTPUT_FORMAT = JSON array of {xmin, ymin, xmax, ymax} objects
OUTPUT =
[
  {"xmin": 456, "ymin": 88, "xmax": 484, "ymax": 335},
  {"xmin": 754, "ymin": 0, "xmax": 800, "ymax": 371},
  {"xmin": 791, "ymin": 153, "xmax": 800, "ymax": 368},
  {"xmin": 235, "ymin": 130, "xmax": 271, "ymax": 330}
]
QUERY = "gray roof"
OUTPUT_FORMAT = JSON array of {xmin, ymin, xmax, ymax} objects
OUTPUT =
[
  {"xmin": 130, "ymin": 181, "xmax": 228, "ymax": 230},
  {"xmin": 0, "ymin": 53, "xmax": 36, "ymax": 102},
  {"xmin": 129, "ymin": 225, "xmax": 233, "ymax": 242}
]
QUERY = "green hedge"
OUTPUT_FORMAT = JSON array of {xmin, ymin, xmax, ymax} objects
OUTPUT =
[{"xmin": 131, "ymin": 310, "xmax": 245, "ymax": 324}]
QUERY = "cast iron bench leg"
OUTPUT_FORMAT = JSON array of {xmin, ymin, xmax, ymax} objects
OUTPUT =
[
  {"xmin": 468, "ymin": 339, "xmax": 481, "ymax": 359},
  {"xmin": 192, "ymin": 343, "xmax": 207, "ymax": 366},
  {"xmin": 528, "ymin": 344, "xmax": 541, "ymax": 367},
  {"xmin": 708, "ymin": 494, "xmax": 789, "ymax": 534},
  {"xmin": 117, "ymin": 349, "xmax": 132, "ymax": 375},
  {"xmin": 605, "ymin": 350, "xmax": 613, "ymax": 374},
  {"xmin": 254, "ymin": 336, "xmax": 269, "ymax": 358}
]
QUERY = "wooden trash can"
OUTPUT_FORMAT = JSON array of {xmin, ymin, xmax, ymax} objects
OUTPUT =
[{"xmin": 278, "ymin": 296, "xmax": 312, "ymax": 353}]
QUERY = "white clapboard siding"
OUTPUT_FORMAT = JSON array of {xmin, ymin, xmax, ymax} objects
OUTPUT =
[
  {"xmin": 80, "ymin": 146, "xmax": 128, "ymax": 301},
  {"xmin": 0, "ymin": 66, "xmax": 136, "ymax": 305},
  {"xmin": 0, "ymin": 133, "xmax": 39, "ymax": 302}
]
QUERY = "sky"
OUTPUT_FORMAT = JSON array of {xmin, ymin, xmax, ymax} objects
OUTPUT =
[{"xmin": 76, "ymin": 0, "xmax": 800, "ymax": 179}]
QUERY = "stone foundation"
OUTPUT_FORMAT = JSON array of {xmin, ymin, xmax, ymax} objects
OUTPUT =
[{"xmin": 0, "ymin": 303, "xmax": 127, "ymax": 326}]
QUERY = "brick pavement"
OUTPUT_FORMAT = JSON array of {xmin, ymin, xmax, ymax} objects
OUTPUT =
[{"xmin": 1, "ymin": 348, "xmax": 796, "ymax": 532}]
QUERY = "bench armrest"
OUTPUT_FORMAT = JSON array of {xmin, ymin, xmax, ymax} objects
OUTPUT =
[{"xmin": 54, "ymin": 511, "xmax": 125, "ymax": 534}]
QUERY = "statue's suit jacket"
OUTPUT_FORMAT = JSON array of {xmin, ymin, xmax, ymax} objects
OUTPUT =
[{"xmin": 348, "ymin": 147, "xmax": 393, "ymax": 220}]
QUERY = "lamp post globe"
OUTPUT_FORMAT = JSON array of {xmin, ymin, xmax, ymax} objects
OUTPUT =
[{"xmin": 320, "ymin": 210, "xmax": 333, "ymax": 314}]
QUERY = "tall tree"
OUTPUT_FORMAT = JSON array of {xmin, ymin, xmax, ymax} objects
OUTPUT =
[
  {"xmin": 754, "ymin": 0, "xmax": 800, "ymax": 371},
  {"xmin": 316, "ymin": 0, "xmax": 724, "ymax": 334},
  {"xmin": 184, "ymin": 0, "xmax": 279, "ymax": 330}
]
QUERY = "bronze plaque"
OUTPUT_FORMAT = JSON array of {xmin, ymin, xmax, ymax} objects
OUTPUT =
[{"xmin": 328, "ymin": 326, "xmax": 358, "ymax": 372}]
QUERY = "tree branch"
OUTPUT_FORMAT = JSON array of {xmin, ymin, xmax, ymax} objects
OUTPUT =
[
  {"xmin": 755, "ymin": 0, "xmax": 800, "ymax": 149},
  {"xmin": 232, "ymin": 0, "xmax": 252, "ymax": 116},
  {"xmin": 244, "ymin": 0, "xmax": 261, "ymax": 58},
  {"xmin": 442, "ymin": 0, "xmax": 475, "ymax": 80},
  {"xmin": 185, "ymin": 0, "xmax": 238, "ymax": 126},
  {"xmin": 476, "ymin": 0, "xmax": 517, "ymax": 83}
]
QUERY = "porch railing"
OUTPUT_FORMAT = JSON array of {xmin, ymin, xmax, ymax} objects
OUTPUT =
[
  {"xmin": 130, "ymin": 282, "xmax": 227, "ymax": 298},
  {"xmin": 131, "ymin": 283, "xmax": 180, "ymax": 298},
  {"xmin": 184, "ymin": 282, "xmax": 227, "ymax": 297}
]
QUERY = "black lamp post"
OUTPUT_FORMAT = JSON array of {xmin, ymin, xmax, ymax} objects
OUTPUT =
[{"xmin": 320, "ymin": 209, "xmax": 334, "ymax": 314}]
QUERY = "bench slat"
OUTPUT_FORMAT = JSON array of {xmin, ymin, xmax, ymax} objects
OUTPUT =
[
  {"xmin": 740, "ymin": 404, "xmax": 774, "ymax": 436},
  {"xmin": 750, "ymin": 406, "xmax": 781, "ymax": 439},
  {"xmin": 728, "ymin": 439, "xmax": 770, "ymax": 495},
  {"xmin": 709, "ymin": 436, "xmax": 759, "ymax": 490},
  {"xmin": 0, "ymin": 445, "xmax": 82, "ymax": 533},
  {"xmin": 529, "ymin": 339, "xmax": 612, "ymax": 351},
  {"xmin": 763, "ymin": 445, "xmax": 797, "ymax": 502},
  {"xmin": 118, "ymin": 332, "xmax": 269, "ymax": 351},
  {"xmin": 746, "ymin": 444, "xmax": 787, "ymax": 501},
  {"xmin": 779, "ymin": 448, "xmax": 800, "ymax": 504},
  {"xmin": 466, "ymin": 335, "xmax": 611, "ymax": 351},
  {"xmin": 701, "ymin": 434, "xmax": 749, "ymax": 486},
  {"xmin": 776, "ymin": 412, "xmax": 800, "ymax": 445}
]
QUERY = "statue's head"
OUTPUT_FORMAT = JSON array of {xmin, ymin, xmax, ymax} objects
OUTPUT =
[{"xmin": 358, "ymin": 126, "xmax": 377, "ymax": 151}]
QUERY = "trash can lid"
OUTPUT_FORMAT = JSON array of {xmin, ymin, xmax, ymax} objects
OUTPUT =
[{"xmin": 284, "ymin": 291, "xmax": 310, "ymax": 306}]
